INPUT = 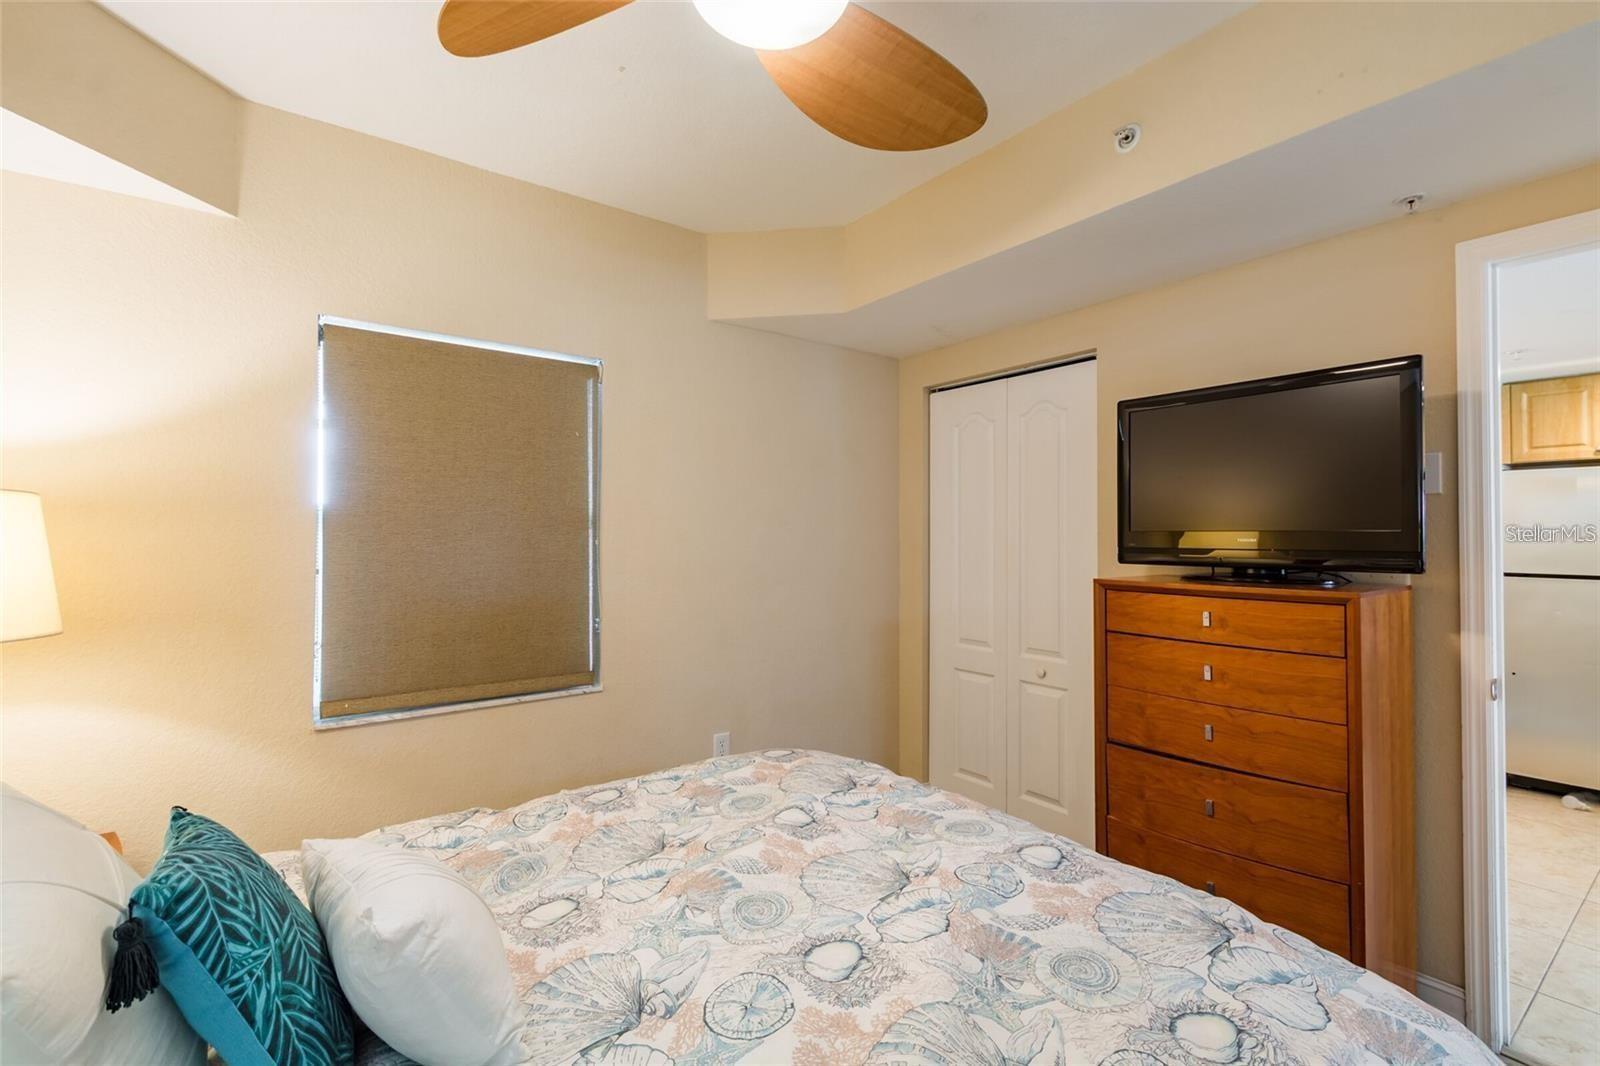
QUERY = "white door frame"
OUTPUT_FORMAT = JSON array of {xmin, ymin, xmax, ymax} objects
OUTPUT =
[{"xmin": 1455, "ymin": 208, "xmax": 1600, "ymax": 1048}]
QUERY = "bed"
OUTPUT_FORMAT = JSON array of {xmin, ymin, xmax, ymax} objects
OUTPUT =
[{"xmin": 267, "ymin": 750, "xmax": 1493, "ymax": 1065}]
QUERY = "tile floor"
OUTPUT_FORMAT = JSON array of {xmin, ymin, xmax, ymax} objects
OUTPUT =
[{"xmin": 1505, "ymin": 786, "xmax": 1600, "ymax": 1065}]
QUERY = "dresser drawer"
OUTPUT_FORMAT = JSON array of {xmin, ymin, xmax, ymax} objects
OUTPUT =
[
  {"xmin": 1107, "ymin": 687, "xmax": 1348, "ymax": 791},
  {"xmin": 1105, "ymin": 590, "xmax": 1345, "ymax": 657},
  {"xmin": 1106, "ymin": 818, "xmax": 1351, "ymax": 958},
  {"xmin": 1105, "ymin": 745, "xmax": 1350, "ymax": 881},
  {"xmin": 1105, "ymin": 632, "xmax": 1346, "ymax": 724}
]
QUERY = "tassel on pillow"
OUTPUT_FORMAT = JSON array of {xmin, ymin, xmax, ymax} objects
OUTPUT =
[{"xmin": 106, "ymin": 903, "xmax": 160, "ymax": 1011}]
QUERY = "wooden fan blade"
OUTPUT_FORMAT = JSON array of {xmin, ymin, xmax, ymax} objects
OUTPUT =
[
  {"xmin": 757, "ymin": 4, "xmax": 986, "ymax": 151},
  {"xmin": 438, "ymin": 0, "xmax": 632, "ymax": 57}
]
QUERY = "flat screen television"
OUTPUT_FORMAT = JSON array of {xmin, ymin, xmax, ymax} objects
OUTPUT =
[{"xmin": 1118, "ymin": 355, "xmax": 1424, "ymax": 581}]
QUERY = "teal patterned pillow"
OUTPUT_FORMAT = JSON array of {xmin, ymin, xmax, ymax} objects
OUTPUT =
[{"xmin": 107, "ymin": 808, "xmax": 353, "ymax": 1066}]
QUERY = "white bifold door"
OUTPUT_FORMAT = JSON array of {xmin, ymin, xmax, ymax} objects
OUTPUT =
[{"xmin": 929, "ymin": 360, "xmax": 1096, "ymax": 844}]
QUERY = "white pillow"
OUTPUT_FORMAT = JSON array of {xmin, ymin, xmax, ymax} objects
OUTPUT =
[
  {"xmin": 0, "ymin": 783, "xmax": 205, "ymax": 1065},
  {"xmin": 301, "ymin": 836, "xmax": 524, "ymax": 1066}
]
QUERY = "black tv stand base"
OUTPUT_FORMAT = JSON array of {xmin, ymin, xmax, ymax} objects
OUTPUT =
[{"xmin": 1181, "ymin": 566, "xmax": 1351, "ymax": 588}]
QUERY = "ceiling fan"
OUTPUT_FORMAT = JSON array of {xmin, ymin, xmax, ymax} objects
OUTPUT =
[{"xmin": 436, "ymin": 0, "xmax": 988, "ymax": 152}]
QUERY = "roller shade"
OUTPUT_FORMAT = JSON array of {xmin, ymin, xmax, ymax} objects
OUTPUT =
[{"xmin": 316, "ymin": 320, "xmax": 600, "ymax": 723}]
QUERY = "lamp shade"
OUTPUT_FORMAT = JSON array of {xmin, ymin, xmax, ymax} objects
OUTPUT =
[{"xmin": 2, "ymin": 490, "xmax": 62, "ymax": 641}]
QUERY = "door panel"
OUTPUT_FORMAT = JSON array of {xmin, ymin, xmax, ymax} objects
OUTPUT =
[
  {"xmin": 1017, "ymin": 681, "xmax": 1066, "ymax": 804},
  {"xmin": 1504, "ymin": 576, "xmax": 1600, "ymax": 790},
  {"xmin": 1017, "ymin": 406, "xmax": 1064, "ymax": 657},
  {"xmin": 954, "ymin": 671, "xmax": 999, "ymax": 787},
  {"xmin": 956, "ymin": 415, "xmax": 998, "ymax": 647},
  {"xmin": 1005, "ymin": 362, "xmax": 1096, "ymax": 843},
  {"xmin": 1505, "ymin": 374, "xmax": 1600, "ymax": 465},
  {"xmin": 929, "ymin": 380, "xmax": 1007, "ymax": 810}
]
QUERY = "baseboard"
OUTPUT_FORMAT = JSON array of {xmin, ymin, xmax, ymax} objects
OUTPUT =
[{"xmin": 1416, "ymin": 973, "xmax": 1467, "ymax": 1022}]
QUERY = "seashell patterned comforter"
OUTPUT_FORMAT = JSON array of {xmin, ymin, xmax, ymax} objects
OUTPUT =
[{"xmin": 266, "ymin": 750, "xmax": 1494, "ymax": 1065}]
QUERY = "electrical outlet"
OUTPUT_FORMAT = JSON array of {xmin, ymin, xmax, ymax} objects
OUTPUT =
[{"xmin": 712, "ymin": 732, "xmax": 730, "ymax": 758}]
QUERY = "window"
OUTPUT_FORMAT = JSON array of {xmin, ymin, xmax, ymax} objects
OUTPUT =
[{"xmin": 314, "ymin": 318, "xmax": 600, "ymax": 728}]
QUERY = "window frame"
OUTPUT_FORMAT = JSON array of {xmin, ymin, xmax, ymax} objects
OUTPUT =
[{"xmin": 312, "ymin": 315, "xmax": 602, "ymax": 730}]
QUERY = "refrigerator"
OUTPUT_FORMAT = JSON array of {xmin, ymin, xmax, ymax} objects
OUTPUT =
[{"xmin": 1502, "ymin": 465, "xmax": 1600, "ymax": 791}]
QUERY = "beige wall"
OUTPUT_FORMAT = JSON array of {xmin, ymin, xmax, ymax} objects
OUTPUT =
[
  {"xmin": 0, "ymin": 103, "xmax": 899, "ymax": 871},
  {"xmin": 897, "ymin": 163, "xmax": 1600, "ymax": 987},
  {"xmin": 0, "ymin": 1, "xmax": 243, "ymax": 214}
]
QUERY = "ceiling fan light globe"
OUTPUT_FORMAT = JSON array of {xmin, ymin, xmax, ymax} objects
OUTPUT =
[{"xmin": 692, "ymin": 0, "xmax": 849, "ymax": 51}]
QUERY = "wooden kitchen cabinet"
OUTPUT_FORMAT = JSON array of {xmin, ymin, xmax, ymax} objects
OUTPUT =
[{"xmin": 1503, "ymin": 373, "xmax": 1600, "ymax": 465}]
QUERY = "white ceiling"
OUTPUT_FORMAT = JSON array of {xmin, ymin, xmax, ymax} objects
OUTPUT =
[
  {"xmin": 1498, "ymin": 245, "xmax": 1600, "ymax": 383},
  {"xmin": 100, "ymin": 0, "xmax": 1244, "ymax": 233},
  {"xmin": 727, "ymin": 23, "xmax": 1600, "ymax": 355}
]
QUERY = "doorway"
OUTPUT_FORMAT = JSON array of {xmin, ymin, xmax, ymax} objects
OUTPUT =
[
  {"xmin": 927, "ymin": 357, "xmax": 1097, "ymax": 844},
  {"xmin": 1457, "ymin": 210, "xmax": 1600, "ymax": 1062}
]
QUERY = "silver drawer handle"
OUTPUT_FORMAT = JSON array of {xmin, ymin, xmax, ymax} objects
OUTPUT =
[
  {"xmin": 1202, "ymin": 610, "xmax": 1212, "ymax": 628},
  {"xmin": 1204, "ymin": 798, "xmax": 1215, "ymax": 817},
  {"xmin": 1204, "ymin": 724, "xmax": 1214, "ymax": 742},
  {"xmin": 1202, "ymin": 664, "xmax": 1213, "ymax": 682}
]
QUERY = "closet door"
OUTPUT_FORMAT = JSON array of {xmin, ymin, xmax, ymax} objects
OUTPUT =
[
  {"xmin": 929, "ymin": 379, "xmax": 1008, "ymax": 811},
  {"xmin": 1004, "ymin": 362, "xmax": 1096, "ymax": 844}
]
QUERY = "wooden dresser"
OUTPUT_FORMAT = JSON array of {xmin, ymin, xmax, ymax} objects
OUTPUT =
[{"xmin": 1094, "ymin": 577, "xmax": 1416, "ymax": 991}]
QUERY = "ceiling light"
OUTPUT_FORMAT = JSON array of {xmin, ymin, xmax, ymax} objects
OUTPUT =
[{"xmin": 692, "ymin": 0, "xmax": 848, "ymax": 51}]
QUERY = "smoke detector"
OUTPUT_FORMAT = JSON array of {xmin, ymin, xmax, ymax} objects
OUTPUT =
[
  {"xmin": 1114, "ymin": 123, "xmax": 1141, "ymax": 153},
  {"xmin": 1395, "ymin": 194, "xmax": 1426, "ymax": 214}
]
